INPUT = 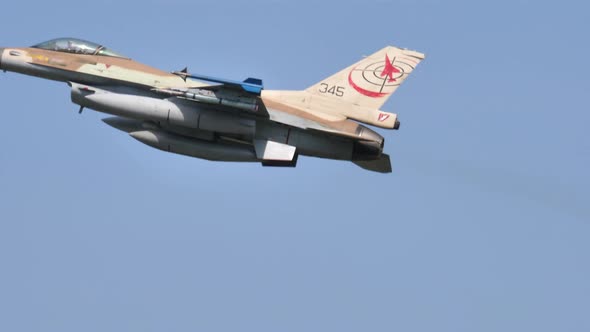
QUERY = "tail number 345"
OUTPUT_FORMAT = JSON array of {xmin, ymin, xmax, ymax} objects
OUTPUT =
[{"xmin": 319, "ymin": 83, "xmax": 345, "ymax": 97}]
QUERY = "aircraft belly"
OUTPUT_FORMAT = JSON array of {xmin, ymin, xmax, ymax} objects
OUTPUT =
[
  {"xmin": 254, "ymin": 120, "xmax": 354, "ymax": 160},
  {"xmin": 288, "ymin": 130, "xmax": 354, "ymax": 160},
  {"xmin": 105, "ymin": 116, "xmax": 354, "ymax": 164},
  {"xmin": 102, "ymin": 117, "xmax": 258, "ymax": 162},
  {"xmin": 71, "ymin": 83, "xmax": 255, "ymax": 138},
  {"xmin": 129, "ymin": 130, "xmax": 258, "ymax": 162}
]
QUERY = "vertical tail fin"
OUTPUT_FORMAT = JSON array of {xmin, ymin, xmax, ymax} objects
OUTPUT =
[{"xmin": 306, "ymin": 46, "xmax": 425, "ymax": 110}]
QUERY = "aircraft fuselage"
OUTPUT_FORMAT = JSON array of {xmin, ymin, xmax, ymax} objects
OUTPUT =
[{"xmin": 0, "ymin": 37, "xmax": 425, "ymax": 173}]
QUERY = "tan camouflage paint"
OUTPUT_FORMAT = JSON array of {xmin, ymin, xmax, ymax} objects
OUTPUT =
[
  {"xmin": 7, "ymin": 47, "xmax": 208, "ymax": 89},
  {"xmin": 2, "ymin": 44, "xmax": 424, "ymax": 138}
]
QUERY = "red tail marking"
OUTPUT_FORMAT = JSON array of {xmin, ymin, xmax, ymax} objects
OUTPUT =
[
  {"xmin": 378, "ymin": 113, "xmax": 390, "ymax": 122},
  {"xmin": 380, "ymin": 54, "xmax": 400, "ymax": 83}
]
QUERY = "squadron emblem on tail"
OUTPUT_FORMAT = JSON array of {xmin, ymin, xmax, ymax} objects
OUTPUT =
[{"xmin": 348, "ymin": 53, "xmax": 418, "ymax": 98}]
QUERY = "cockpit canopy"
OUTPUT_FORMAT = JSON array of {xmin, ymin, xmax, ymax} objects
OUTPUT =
[{"xmin": 32, "ymin": 38, "xmax": 126, "ymax": 58}]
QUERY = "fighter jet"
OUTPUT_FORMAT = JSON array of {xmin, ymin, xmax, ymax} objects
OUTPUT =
[{"xmin": 0, "ymin": 38, "xmax": 424, "ymax": 173}]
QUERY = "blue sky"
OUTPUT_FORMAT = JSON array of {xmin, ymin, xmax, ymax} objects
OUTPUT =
[{"xmin": 0, "ymin": 1, "xmax": 588, "ymax": 331}]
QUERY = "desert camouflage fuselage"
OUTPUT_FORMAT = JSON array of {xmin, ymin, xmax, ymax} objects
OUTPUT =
[{"xmin": 0, "ymin": 38, "xmax": 424, "ymax": 172}]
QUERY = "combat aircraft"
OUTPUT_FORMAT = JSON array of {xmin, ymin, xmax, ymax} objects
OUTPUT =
[{"xmin": 0, "ymin": 38, "xmax": 424, "ymax": 173}]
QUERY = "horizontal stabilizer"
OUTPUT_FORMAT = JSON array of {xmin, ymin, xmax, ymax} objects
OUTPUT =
[{"xmin": 353, "ymin": 154, "xmax": 392, "ymax": 173}]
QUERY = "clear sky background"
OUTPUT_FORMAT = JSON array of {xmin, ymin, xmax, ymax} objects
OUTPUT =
[{"xmin": 0, "ymin": 0, "xmax": 588, "ymax": 331}]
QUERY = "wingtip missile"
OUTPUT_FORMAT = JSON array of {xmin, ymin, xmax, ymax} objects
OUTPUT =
[{"xmin": 172, "ymin": 70, "xmax": 264, "ymax": 95}]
